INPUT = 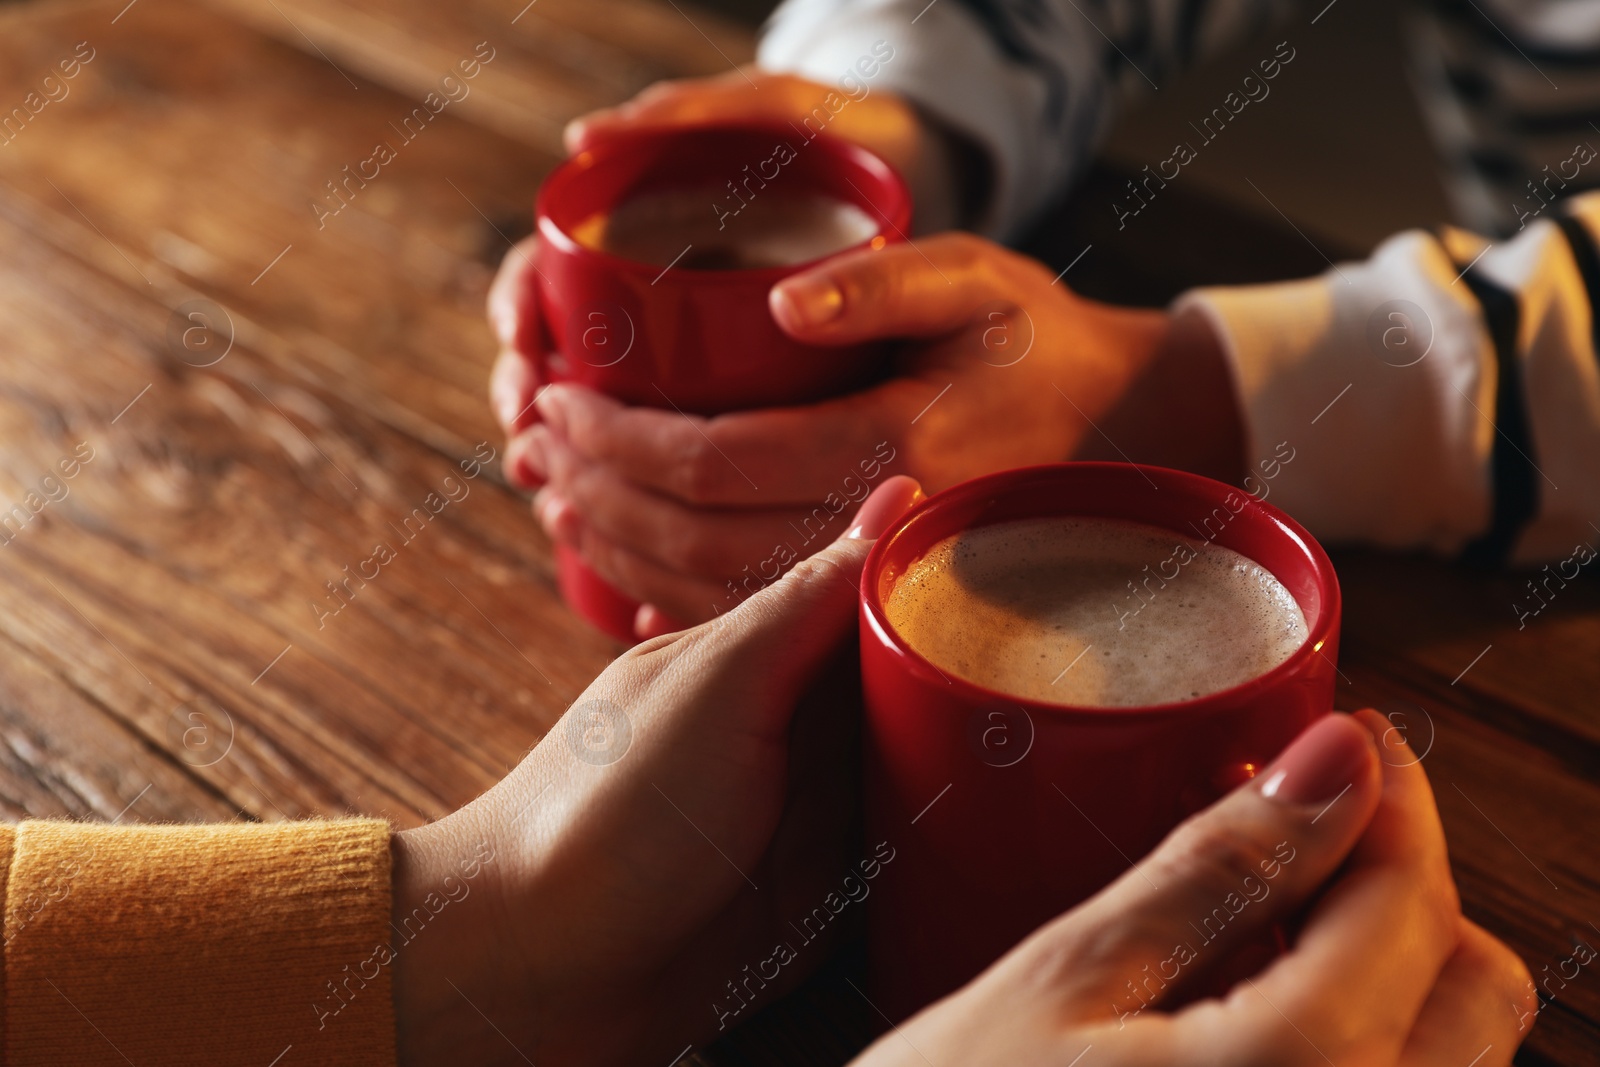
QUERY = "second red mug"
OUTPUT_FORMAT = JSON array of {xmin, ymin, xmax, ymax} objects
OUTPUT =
[
  {"xmin": 858, "ymin": 462, "xmax": 1341, "ymax": 1020},
  {"xmin": 530, "ymin": 123, "xmax": 913, "ymax": 640}
]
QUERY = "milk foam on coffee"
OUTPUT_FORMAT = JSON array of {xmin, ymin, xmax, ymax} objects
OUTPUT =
[
  {"xmin": 571, "ymin": 186, "xmax": 879, "ymax": 270},
  {"xmin": 883, "ymin": 517, "xmax": 1309, "ymax": 707}
]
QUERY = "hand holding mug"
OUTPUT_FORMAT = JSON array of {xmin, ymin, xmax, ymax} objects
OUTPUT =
[
  {"xmin": 500, "ymin": 120, "xmax": 910, "ymax": 638},
  {"xmin": 389, "ymin": 478, "xmax": 923, "ymax": 1067},
  {"xmin": 488, "ymin": 68, "xmax": 963, "ymax": 439},
  {"xmin": 851, "ymin": 711, "xmax": 1536, "ymax": 1067},
  {"xmin": 519, "ymin": 233, "xmax": 1243, "ymax": 635},
  {"xmin": 388, "ymin": 477, "xmax": 1531, "ymax": 1066},
  {"xmin": 568, "ymin": 70, "xmax": 965, "ymax": 231}
]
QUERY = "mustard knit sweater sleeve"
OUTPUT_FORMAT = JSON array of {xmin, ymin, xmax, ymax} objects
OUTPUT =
[{"xmin": 0, "ymin": 819, "xmax": 396, "ymax": 1066}]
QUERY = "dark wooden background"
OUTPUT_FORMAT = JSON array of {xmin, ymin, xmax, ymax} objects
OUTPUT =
[{"xmin": 0, "ymin": 0, "xmax": 1595, "ymax": 1064}]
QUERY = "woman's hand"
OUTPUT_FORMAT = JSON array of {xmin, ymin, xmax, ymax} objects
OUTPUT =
[
  {"xmin": 392, "ymin": 555, "xmax": 1535, "ymax": 1067},
  {"xmin": 566, "ymin": 71, "xmax": 963, "ymax": 231},
  {"xmin": 387, "ymin": 473, "xmax": 1532, "ymax": 1066},
  {"xmin": 487, "ymin": 68, "xmax": 962, "ymax": 437},
  {"xmin": 390, "ymin": 477, "xmax": 924, "ymax": 1067},
  {"xmin": 519, "ymin": 234, "xmax": 1242, "ymax": 635},
  {"xmin": 850, "ymin": 710, "xmax": 1537, "ymax": 1067}
]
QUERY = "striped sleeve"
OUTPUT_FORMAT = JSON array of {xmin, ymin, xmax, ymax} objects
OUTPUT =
[
  {"xmin": 761, "ymin": 0, "xmax": 1600, "ymax": 243},
  {"xmin": 1173, "ymin": 191, "xmax": 1600, "ymax": 565},
  {"xmin": 756, "ymin": 0, "xmax": 1292, "ymax": 240},
  {"xmin": 1407, "ymin": 0, "xmax": 1600, "ymax": 238}
]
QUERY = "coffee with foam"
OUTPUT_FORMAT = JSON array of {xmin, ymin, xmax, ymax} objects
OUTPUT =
[
  {"xmin": 571, "ymin": 186, "xmax": 879, "ymax": 270},
  {"xmin": 883, "ymin": 517, "xmax": 1308, "ymax": 707}
]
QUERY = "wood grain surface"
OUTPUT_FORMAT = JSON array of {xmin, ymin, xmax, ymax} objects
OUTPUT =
[{"xmin": 0, "ymin": 0, "xmax": 1594, "ymax": 1064}]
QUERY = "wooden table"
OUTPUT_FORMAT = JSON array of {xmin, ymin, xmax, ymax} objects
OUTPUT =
[{"xmin": 0, "ymin": 0, "xmax": 1595, "ymax": 1064}]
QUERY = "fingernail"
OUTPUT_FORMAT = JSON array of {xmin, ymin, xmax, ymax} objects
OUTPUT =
[
  {"xmin": 634, "ymin": 603, "xmax": 687, "ymax": 639},
  {"xmin": 1259, "ymin": 714, "xmax": 1375, "ymax": 806},
  {"xmin": 562, "ymin": 119, "xmax": 590, "ymax": 153},
  {"xmin": 509, "ymin": 429, "xmax": 547, "ymax": 485},
  {"xmin": 847, "ymin": 476, "xmax": 924, "ymax": 540},
  {"xmin": 491, "ymin": 305, "xmax": 515, "ymax": 347},
  {"xmin": 535, "ymin": 491, "xmax": 580, "ymax": 544},
  {"xmin": 493, "ymin": 380, "xmax": 522, "ymax": 429},
  {"xmin": 770, "ymin": 275, "xmax": 843, "ymax": 331},
  {"xmin": 633, "ymin": 603, "xmax": 660, "ymax": 640},
  {"xmin": 533, "ymin": 386, "xmax": 566, "ymax": 434}
]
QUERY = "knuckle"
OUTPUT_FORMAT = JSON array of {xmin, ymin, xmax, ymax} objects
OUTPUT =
[
  {"xmin": 1499, "ymin": 949, "xmax": 1537, "ymax": 1017},
  {"xmin": 1203, "ymin": 1006, "xmax": 1325, "ymax": 1067},
  {"xmin": 1475, "ymin": 929, "xmax": 1536, "ymax": 1015},
  {"xmin": 781, "ymin": 553, "xmax": 844, "ymax": 589},
  {"xmin": 491, "ymin": 348, "xmax": 530, "ymax": 392},
  {"xmin": 618, "ymin": 636, "xmax": 664, "ymax": 668},
  {"xmin": 1216, "ymin": 989, "xmax": 1372, "ymax": 1067},
  {"xmin": 1013, "ymin": 909, "xmax": 1140, "ymax": 994},
  {"xmin": 775, "ymin": 550, "xmax": 855, "ymax": 598},
  {"xmin": 1151, "ymin": 814, "xmax": 1286, "ymax": 905},
  {"xmin": 669, "ymin": 432, "xmax": 726, "ymax": 504},
  {"xmin": 577, "ymin": 527, "xmax": 635, "ymax": 596},
  {"xmin": 931, "ymin": 231, "xmax": 993, "ymax": 281},
  {"xmin": 1413, "ymin": 862, "xmax": 1463, "ymax": 950},
  {"xmin": 940, "ymin": 230, "xmax": 987, "ymax": 266},
  {"xmin": 660, "ymin": 523, "xmax": 722, "ymax": 576},
  {"xmin": 634, "ymin": 80, "xmax": 678, "ymax": 104},
  {"xmin": 837, "ymin": 261, "xmax": 890, "ymax": 313}
]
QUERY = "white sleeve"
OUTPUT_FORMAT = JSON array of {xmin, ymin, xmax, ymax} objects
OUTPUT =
[
  {"xmin": 757, "ymin": 0, "xmax": 1290, "ymax": 242},
  {"xmin": 1175, "ymin": 192, "xmax": 1600, "ymax": 566}
]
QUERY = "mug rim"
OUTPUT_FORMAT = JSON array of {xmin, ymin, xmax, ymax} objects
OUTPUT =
[
  {"xmin": 859, "ymin": 461, "xmax": 1342, "ymax": 720},
  {"xmin": 534, "ymin": 120, "xmax": 913, "ymax": 283}
]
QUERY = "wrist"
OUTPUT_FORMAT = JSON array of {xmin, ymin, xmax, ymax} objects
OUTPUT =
[
  {"xmin": 390, "ymin": 819, "xmax": 515, "ymax": 1066},
  {"xmin": 1072, "ymin": 301, "xmax": 1246, "ymax": 484},
  {"xmin": 390, "ymin": 766, "xmax": 629, "ymax": 1067}
]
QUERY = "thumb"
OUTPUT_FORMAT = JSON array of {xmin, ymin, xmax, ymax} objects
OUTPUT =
[
  {"xmin": 994, "ymin": 712, "xmax": 1383, "ymax": 1013},
  {"xmin": 675, "ymin": 476, "xmax": 923, "ymax": 725},
  {"xmin": 768, "ymin": 233, "xmax": 1044, "ymax": 345}
]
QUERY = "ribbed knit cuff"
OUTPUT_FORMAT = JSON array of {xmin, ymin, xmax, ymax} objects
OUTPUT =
[{"xmin": 3, "ymin": 819, "xmax": 394, "ymax": 1067}]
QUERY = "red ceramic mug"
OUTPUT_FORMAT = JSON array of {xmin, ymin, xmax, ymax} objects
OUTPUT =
[
  {"xmin": 858, "ymin": 462, "xmax": 1341, "ymax": 1020},
  {"xmin": 530, "ymin": 123, "xmax": 912, "ymax": 640}
]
